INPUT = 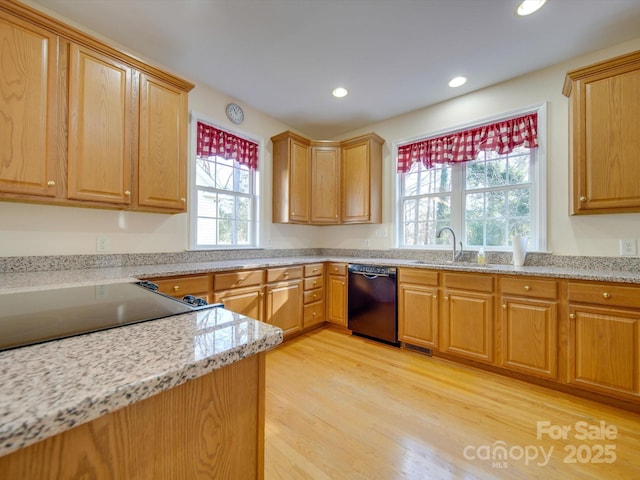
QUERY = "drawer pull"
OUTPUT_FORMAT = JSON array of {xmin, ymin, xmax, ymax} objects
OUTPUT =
[
  {"xmin": 432, "ymin": 294, "xmax": 437, "ymax": 299},
  {"xmin": 173, "ymin": 285, "xmax": 180, "ymax": 292},
  {"xmin": 579, "ymin": 196, "xmax": 587, "ymax": 202},
  {"xmin": 523, "ymin": 285, "xmax": 531, "ymax": 291},
  {"xmin": 502, "ymin": 304, "xmax": 507, "ymax": 309},
  {"xmin": 602, "ymin": 292, "xmax": 611, "ymax": 299},
  {"xmin": 47, "ymin": 180, "xmax": 56, "ymax": 187},
  {"xmin": 284, "ymin": 272, "xmax": 289, "ymax": 277},
  {"xmin": 569, "ymin": 313, "xmax": 576, "ymax": 319},
  {"xmin": 313, "ymin": 281, "xmax": 317, "ymax": 286},
  {"xmin": 444, "ymin": 296, "xmax": 449, "ymax": 301},
  {"xmin": 124, "ymin": 190, "xmax": 131, "ymax": 196}
]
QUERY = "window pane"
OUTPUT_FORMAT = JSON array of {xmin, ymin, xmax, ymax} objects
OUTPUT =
[
  {"xmin": 486, "ymin": 219, "xmax": 506, "ymax": 246},
  {"xmin": 405, "ymin": 172, "xmax": 419, "ymax": 196},
  {"xmin": 466, "ymin": 220, "xmax": 484, "ymax": 247},
  {"xmin": 238, "ymin": 197, "xmax": 250, "ymax": 221},
  {"xmin": 487, "ymin": 191, "xmax": 506, "ymax": 218},
  {"xmin": 465, "ymin": 160, "xmax": 485, "ymax": 189},
  {"xmin": 196, "ymin": 158, "xmax": 216, "ymax": 188},
  {"xmin": 404, "ymin": 199, "xmax": 417, "ymax": 222},
  {"xmin": 197, "ymin": 218, "xmax": 217, "ymax": 245},
  {"xmin": 237, "ymin": 221, "xmax": 250, "ymax": 244},
  {"xmin": 486, "ymin": 159, "xmax": 507, "ymax": 187},
  {"xmin": 238, "ymin": 168, "xmax": 250, "ymax": 194},
  {"xmin": 404, "ymin": 223, "xmax": 416, "ymax": 245},
  {"xmin": 465, "ymin": 192, "xmax": 484, "ymax": 220},
  {"xmin": 508, "ymin": 155, "xmax": 530, "ymax": 184},
  {"xmin": 218, "ymin": 194, "xmax": 234, "ymax": 219},
  {"xmin": 508, "ymin": 188, "xmax": 530, "ymax": 216},
  {"xmin": 216, "ymin": 163, "xmax": 234, "ymax": 190},
  {"xmin": 198, "ymin": 191, "xmax": 217, "ymax": 218},
  {"xmin": 218, "ymin": 219, "xmax": 232, "ymax": 244}
]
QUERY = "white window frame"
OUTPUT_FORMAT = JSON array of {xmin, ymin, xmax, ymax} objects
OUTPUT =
[
  {"xmin": 394, "ymin": 104, "xmax": 547, "ymax": 252},
  {"xmin": 188, "ymin": 111, "xmax": 263, "ymax": 250}
]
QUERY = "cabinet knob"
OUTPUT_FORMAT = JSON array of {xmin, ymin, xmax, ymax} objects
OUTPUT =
[
  {"xmin": 502, "ymin": 304, "xmax": 507, "ymax": 309},
  {"xmin": 341, "ymin": 282, "xmax": 345, "ymax": 286},
  {"xmin": 523, "ymin": 285, "xmax": 531, "ymax": 291},
  {"xmin": 173, "ymin": 285, "xmax": 180, "ymax": 292},
  {"xmin": 313, "ymin": 281, "xmax": 317, "ymax": 286},
  {"xmin": 432, "ymin": 294, "xmax": 437, "ymax": 299},
  {"xmin": 312, "ymin": 312, "xmax": 317, "ymax": 317},
  {"xmin": 579, "ymin": 196, "xmax": 587, "ymax": 202},
  {"xmin": 569, "ymin": 313, "xmax": 576, "ymax": 319},
  {"xmin": 444, "ymin": 296, "xmax": 449, "ymax": 301},
  {"xmin": 259, "ymin": 292, "xmax": 264, "ymax": 297},
  {"xmin": 124, "ymin": 190, "xmax": 131, "ymax": 196},
  {"xmin": 602, "ymin": 292, "xmax": 611, "ymax": 299},
  {"xmin": 180, "ymin": 198, "xmax": 186, "ymax": 203},
  {"xmin": 47, "ymin": 180, "xmax": 56, "ymax": 187}
]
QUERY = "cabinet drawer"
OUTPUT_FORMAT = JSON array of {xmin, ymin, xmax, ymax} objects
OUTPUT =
[
  {"xmin": 153, "ymin": 275, "xmax": 210, "ymax": 297},
  {"xmin": 304, "ymin": 287, "xmax": 324, "ymax": 304},
  {"xmin": 500, "ymin": 276, "xmax": 558, "ymax": 299},
  {"xmin": 568, "ymin": 282, "xmax": 640, "ymax": 309},
  {"xmin": 328, "ymin": 263, "xmax": 347, "ymax": 276},
  {"xmin": 214, "ymin": 270, "xmax": 263, "ymax": 290},
  {"xmin": 304, "ymin": 276, "xmax": 324, "ymax": 291},
  {"xmin": 304, "ymin": 301, "xmax": 324, "ymax": 328},
  {"xmin": 304, "ymin": 263, "xmax": 324, "ymax": 277},
  {"xmin": 443, "ymin": 272, "xmax": 494, "ymax": 293},
  {"xmin": 398, "ymin": 268, "xmax": 438, "ymax": 286},
  {"xmin": 267, "ymin": 266, "xmax": 303, "ymax": 283}
]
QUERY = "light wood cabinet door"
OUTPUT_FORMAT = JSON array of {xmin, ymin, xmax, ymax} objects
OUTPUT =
[
  {"xmin": 340, "ymin": 133, "xmax": 383, "ymax": 224},
  {"xmin": 441, "ymin": 289, "xmax": 494, "ymax": 363},
  {"xmin": 327, "ymin": 274, "xmax": 347, "ymax": 326},
  {"xmin": 567, "ymin": 305, "xmax": 640, "ymax": 399},
  {"xmin": 266, "ymin": 280, "xmax": 303, "ymax": 337},
  {"xmin": 398, "ymin": 282, "xmax": 439, "ymax": 349},
  {"xmin": 310, "ymin": 144, "xmax": 340, "ymax": 224},
  {"xmin": 272, "ymin": 131, "xmax": 310, "ymax": 223},
  {"xmin": 564, "ymin": 50, "xmax": 640, "ymax": 214},
  {"xmin": 215, "ymin": 285, "xmax": 264, "ymax": 322},
  {"xmin": 67, "ymin": 44, "xmax": 132, "ymax": 204},
  {"xmin": 499, "ymin": 297, "xmax": 558, "ymax": 380},
  {"xmin": 136, "ymin": 73, "xmax": 188, "ymax": 212},
  {"xmin": 0, "ymin": 12, "xmax": 59, "ymax": 197}
]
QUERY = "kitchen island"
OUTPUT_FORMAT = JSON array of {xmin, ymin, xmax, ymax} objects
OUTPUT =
[{"xmin": 0, "ymin": 298, "xmax": 282, "ymax": 479}]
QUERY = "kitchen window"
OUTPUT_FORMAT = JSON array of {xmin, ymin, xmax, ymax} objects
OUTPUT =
[
  {"xmin": 396, "ymin": 106, "xmax": 546, "ymax": 251},
  {"xmin": 189, "ymin": 116, "xmax": 261, "ymax": 249}
]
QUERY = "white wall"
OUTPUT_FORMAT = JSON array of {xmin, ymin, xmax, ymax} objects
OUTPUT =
[
  {"xmin": 324, "ymin": 37, "xmax": 640, "ymax": 257},
  {"xmin": 2, "ymin": 2, "xmax": 640, "ymax": 257}
]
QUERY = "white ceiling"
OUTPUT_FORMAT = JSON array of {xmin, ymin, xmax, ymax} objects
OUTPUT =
[{"xmin": 33, "ymin": 0, "xmax": 640, "ymax": 139}]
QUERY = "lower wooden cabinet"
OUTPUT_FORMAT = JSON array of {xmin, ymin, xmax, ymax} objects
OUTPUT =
[
  {"xmin": 498, "ymin": 276, "xmax": 559, "ymax": 380},
  {"xmin": 567, "ymin": 280, "xmax": 640, "ymax": 401},
  {"xmin": 398, "ymin": 268, "xmax": 439, "ymax": 349},
  {"xmin": 440, "ymin": 273, "xmax": 495, "ymax": 364},
  {"xmin": 303, "ymin": 263, "xmax": 325, "ymax": 328},
  {"xmin": 266, "ymin": 277, "xmax": 303, "ymax": 338},
  {"xmin": 215, "ymin": 285, "xmax": 264, "ymax": 322},
  {"xmin": 326, "ymin": 263, "xmax": 347, "ymax": 326},
  {"xmin": 148, "ymin": 274, "xmax": 212, "ymax": 303}
]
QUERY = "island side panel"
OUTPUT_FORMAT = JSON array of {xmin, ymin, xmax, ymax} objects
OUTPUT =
[{"xmin": 0, "ymin": 352, "xmax": 265, "ymax": 479}]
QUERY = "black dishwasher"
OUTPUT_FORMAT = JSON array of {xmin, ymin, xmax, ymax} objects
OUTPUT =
[{"xmin": 347, "ymin": 264, "xmax": 398, "ymax": 346}]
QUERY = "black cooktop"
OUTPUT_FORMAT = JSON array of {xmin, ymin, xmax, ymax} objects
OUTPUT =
[{"xmin": 0, "ymin": 282, "xmax": 213, "ymax": 352}]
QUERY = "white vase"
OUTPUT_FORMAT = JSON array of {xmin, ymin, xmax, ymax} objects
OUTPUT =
[{"xmin": 512, "ymin": 235, "xmax": 528, "ymax": 267}]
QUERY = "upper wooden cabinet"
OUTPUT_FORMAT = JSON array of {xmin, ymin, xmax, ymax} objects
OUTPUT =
[
  {"xmin": 271, "ymin": 131, "xmax": 383, "ymax": 225},
  {"xmin": 0, "ymin": 10, "xmax": 60, "ymax": 198},
  {"xmin": 340, "ymin": 133, "xmax": 383, "ymax": 224},
  {"xmin": 310, "ymin": 143, "xmax": 340, "ymax": 224},
  {"xmin": 136, "ymin": 73, "xmax": 188, "ymax": 212},
  {"xmin": 272, "ymin": 131, "xmax": 311, "ymax": 223},
  {"xmin": 563, "ymin": 49, "xmax": 640, "ymax": 214},
  {"xmin": 67, "ymin": 44, "xmax": 133, "ymax": 205},
  {"xmin": 0, "ymin": 1, "xmax": 194, "ymax": 212}
]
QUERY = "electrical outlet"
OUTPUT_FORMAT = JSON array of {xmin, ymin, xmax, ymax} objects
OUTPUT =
[
  {"xmin": 96, "ymin": 236, "xmax": 110, "ymax": 253},
  {"xmin": 364, "ymin": 239, "xmax": 371, "ymax": 247},
  {"xmin": 619, "ymin": 239, "xmax": 637, "ymax": 256}
]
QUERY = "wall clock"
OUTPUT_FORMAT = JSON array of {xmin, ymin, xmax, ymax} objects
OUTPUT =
[{"xmin": 225, "ymin": 103, "xmax": 244, "ymax": 125}]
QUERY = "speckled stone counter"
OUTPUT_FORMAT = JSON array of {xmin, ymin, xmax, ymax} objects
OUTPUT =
[
  {"xmin": 2, "ymin": 252, "xmax": 640, "ymax": 458},
  {"xmin": 0, "ymin": 306, "xmax": 282, "ymax": 457}
]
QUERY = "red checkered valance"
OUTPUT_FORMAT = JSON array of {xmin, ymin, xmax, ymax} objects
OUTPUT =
[
  {"xmin": 397, "ymin": 112, "xmax": 538, "ymax": 173},
  {"xmin": 196, "ymin": 122, "xmax": 258, "ymax": 170}
]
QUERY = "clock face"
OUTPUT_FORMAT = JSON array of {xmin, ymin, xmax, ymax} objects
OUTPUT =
[{"xmin": 226, "ymin": 103, "xmax": 244, "ymax": 124}]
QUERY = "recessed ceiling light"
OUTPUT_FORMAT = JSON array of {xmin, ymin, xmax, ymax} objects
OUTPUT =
[
  {"xmin": 448, "ymin": 76, "xmax": 467, "ymax": 88},
  {"xmin": 517, "ymin": 0, "xmax": 546, "ymax": 16},
  {"xmin": 332, "ymin": 87, "xmax": 348, "ymax": 98}
]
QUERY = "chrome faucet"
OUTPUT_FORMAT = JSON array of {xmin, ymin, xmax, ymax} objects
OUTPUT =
[{"xmin": 436, "ymin": 226, "xmax": 464, "ymax": 262}]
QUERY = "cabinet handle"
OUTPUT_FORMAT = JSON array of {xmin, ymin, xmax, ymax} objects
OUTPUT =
[
  {"xmin": 313, "ymin": 281, "xmax": 317, "ymax": 286},
  {"xmin": 502, "ymin": 304, "xmax": 507, "ymax": 309},
  {"xmin": 569, "ymin": 313, "xmax": 575, "ymax": 319},
  {"xmin": 341, "ymin": 282, "xmax": 345, "ymax": 286},
  {"xmin": 180, "ymin": 198, "xmax": 186, "ymax": 203},
  {"xmin": 444, "ymin": 296, "xmax": 449, "ymax": 301},
  {"xmin": 259, "ymin": 292, "xmax": 264, "ymax": 298},
  {"xmin": 47, "ymin": 180, "xmax": 56, "ymax": 187},
  {"xmin": 313, "ymin": 312, "xmax": 317, "ymax": 317},
  {"xmin": 579, "ymin": 196, "xmax": 587, "ymax": 202},
  {"xmin": 523, "ymin": 285, "xmax": 530, "ymax": 291},
  {"xmin": 602, "ymin": 292, "xmax": 611, "ymax": 299},
  {"xmin": 124, "ymin": 190, "xmax": 131, "ymax": 196},
  {"xmin": 432, "ymin": 294, "xmax": 437, "ymax": 299},
  {"xmin": 173, "ymin": 285, "xmax": 180, "ymax": 292}
]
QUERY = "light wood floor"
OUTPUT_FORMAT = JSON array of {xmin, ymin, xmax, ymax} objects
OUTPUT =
[{"xmin": 264, "ymin": 328, "xmax": 640, "ymax": 479}]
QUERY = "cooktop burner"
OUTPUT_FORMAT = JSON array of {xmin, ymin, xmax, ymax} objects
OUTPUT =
[{"xmin": 0, "ymin": 282, "xmax": 217, "ymax": 352}]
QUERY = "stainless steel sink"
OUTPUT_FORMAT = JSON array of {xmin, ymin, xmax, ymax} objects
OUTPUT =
[{"xmin": 411, "ymin": 261, "xmax": 491, "ymax": 269}]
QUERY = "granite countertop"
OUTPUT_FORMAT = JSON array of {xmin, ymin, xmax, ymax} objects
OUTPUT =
[
  {"xmin": 1, "ymin": 254, "xmax": 640, "ymax": 458},
  {"xmin": 0, "ymin": 306, "xmax": 282, "ymax": 457}
]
